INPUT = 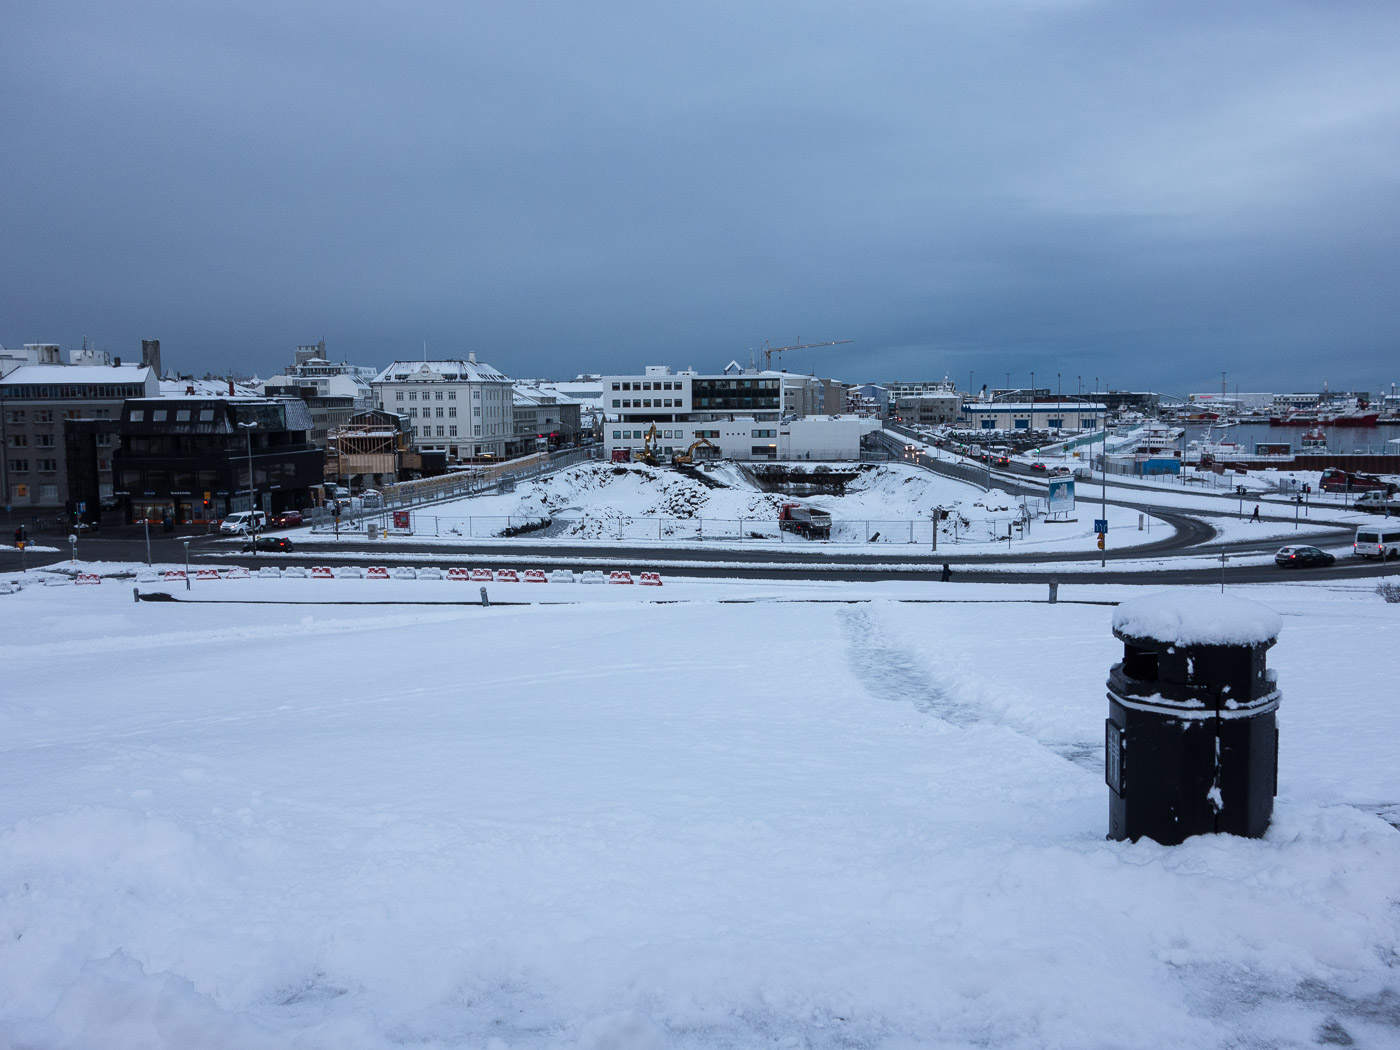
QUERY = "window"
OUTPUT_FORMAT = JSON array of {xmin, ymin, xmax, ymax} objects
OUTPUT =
[
  {"xmin": 643, "ymin": 399, "xmax": 652, "ymax": 408},
  {"xmin": 448, "ymin": 407, "xmax": 457, "ymax": 418},
  {"xmin": 37, "ymin": 458, "xmax": 58, "ymax": 472},
  {"xmin": 409, "ymin": 391, "xmax": 418, "ymax": 400},
  {"xmin": 35, "ymin": 410, "xmax": 53, "ymax": 423},
  {"xmin": 176, "ymin": 409, "xmax": 191, "ymax": 421},
  {"xmin": 473, "ymin": 389, "xmax": 480, "ymax": 399},
  {"xmin": 448, "ymin": 390, "xmax": 456, "ymax": 399},
  {"xmin": 435, "ymin": 407, "xmax": 444, "ymax": 418},
  {"xmin": 96, "ymin": 433, "xmax": 112, "ymax": 447},
  {"xmin": 474, "ymin": 425, "xmax": 482, "ymax": 436},
  {"xmin": 449, "ymin": 425, "xmax": 458, "ymax": 436},
  {"xmin": 611, "ymin": 382, "xmax": 620, "ymax": 390},
  {"xmin": 39, "ymin": 484, "xmax": 58, "ymax": 501},
  {"xmin": 751, "ymin": 429, "xmax": 775, "ymax": 438},
  {"xmin": 473, "ymin": 406, "xmax": 481, "ymax": 416},
  {"xmin": 5, "ymin": 410, "xmax": 25, "ymax": 424},
  {"xmin": 6, "ymin": 459, "xmax": 28, "ymax": 473},
  {"xmin": 612, "ymin": 431, "xmax": 621, "ymax": 439},
  {"xmin": 7, "ymin": 435, "xmax": 25, "ymax": 448},
  {"xmin": 129, "ymin": 409, "xmax": 144, "ymax": 421},
  {"xmin": 395, "ymin": 391, "xmax": 404, "ymax": 401},
  {"xmin": 435, "ymin": 391, "xmax": 443, "ymax": 401},
  {"xmin": 152, "ymin": 410, "xmax": 167, "ymax": 421},
  {"xmin": 34, "ymin": 434, "xmax": 54, "ymax": 447},
  {"xmin": 612, "ymin": 399, "xmax": 620, "ymax": 408}
]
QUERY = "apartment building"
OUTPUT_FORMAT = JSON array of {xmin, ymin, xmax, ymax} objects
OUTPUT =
[
  {"xmin": 372, "ymin": 354, "xmax": 515, "ymax": 461},
  {"xmin": 1, "ymin": 344, "xmax": 159, "ymax": 512}
]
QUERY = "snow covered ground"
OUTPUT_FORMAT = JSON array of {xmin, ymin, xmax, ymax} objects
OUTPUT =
[
  {"xmin": 290, "ymin": 462, "xmax": 1173, "ymax": 553},
  {"xmin": 2, "ymin": 573, "xmax": 1398, "ymax": 1048}
]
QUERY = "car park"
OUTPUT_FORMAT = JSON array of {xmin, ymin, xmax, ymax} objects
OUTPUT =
[
  {"xmin": 1274, "ymin": 545, "xmax": 1335, "ymax": 568},
  {"xmin": 241, "ymin": 536, "xmax": 294, "ymax": 553}
]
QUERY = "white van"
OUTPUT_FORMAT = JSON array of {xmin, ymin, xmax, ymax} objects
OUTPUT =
[
  {"xmin": 1353, "ymin": 525, "xmax": 1400, "ymax": 560},
  {"xmin": 220, "ymin": 510, "xmax": 268, "ymax": 535}
]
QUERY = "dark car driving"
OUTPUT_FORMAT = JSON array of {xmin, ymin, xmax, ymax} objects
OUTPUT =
[
  {"xmin": 241, "ymin": 536, "xmax": 294, "ymax": 553},
  {"xmin": 1274, "ymin": 545, "xmax": 1334, "ymax": 568}
]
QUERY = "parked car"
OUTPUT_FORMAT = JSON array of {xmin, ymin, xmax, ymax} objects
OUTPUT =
[
  {"xmin": 1274, "ymin": 545, "xmax": 1335, "ymax": 568},
  {"xmin": 241, "ymin": 535, "xmax": 293, "ymax": 553},
  {"xmin": 220, "ymin": 511, "xmax": 268, "ymax": 535},
  {"xmin": 359, "ymin": 489, "xmax": 383, "ymax": 509},
  {"xmin": 271, "ymin": 509, "xmax": 303, "ymax": 528}
]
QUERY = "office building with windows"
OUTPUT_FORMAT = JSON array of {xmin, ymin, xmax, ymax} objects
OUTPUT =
[
  {"xmin": 372, "ymin": 354, "xmax": 515, "ymax": 462},
  {"xmin": 1, "ymin": 345, "xmax": 159, "ymax": 512},
  {"xmin": 601, "ymin": 366, "xmax": 877, "ymax": 462},
  {"xmin": 112, "ymin": 397, "xmax": 321, "ymax": 524}
]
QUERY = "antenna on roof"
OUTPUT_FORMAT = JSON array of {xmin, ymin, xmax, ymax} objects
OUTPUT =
[{"xmin": 423, "ymin": 340, "xmax": 427, "ymax": 362}]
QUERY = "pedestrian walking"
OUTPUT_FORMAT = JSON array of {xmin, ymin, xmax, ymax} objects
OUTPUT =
[
  {"xmin": 940, "ymin": 562, "xmax": 952, "ymax": 582},
  {"xmin": 1251, "ymin": 505, "xmax": 1260, "ymax": 523}
]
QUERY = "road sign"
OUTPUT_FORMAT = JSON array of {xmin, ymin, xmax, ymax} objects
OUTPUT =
[{"xmin": 1094, "ymin": 518, "xmax": 1109, "ymax": 533}]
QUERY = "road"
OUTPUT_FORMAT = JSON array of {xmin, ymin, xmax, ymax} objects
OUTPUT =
[{"xmin": 7, "ymin": 512, "xmax": 1392, "ymax": 588}]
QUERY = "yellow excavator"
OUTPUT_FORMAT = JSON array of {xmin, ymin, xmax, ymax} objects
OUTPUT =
[
  {"xmin": 672, "ymin": 436, "xmax": 718, "ymax": 466},
  {"xmin": 636, "ymin": 424, "xmax": 660, "ymax": 466}
]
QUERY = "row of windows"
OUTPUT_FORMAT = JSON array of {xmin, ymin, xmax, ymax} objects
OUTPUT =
[
  {"xmin": 0, "ymin": 384, "xmax": 145, "ymax": 399},
  {"xmin": 752, "ymin": 429, "xmax": 776, "ymax": 438},
  {"xmin": 6, "ymin": 410, "xmax": 59, "ymax": 424},
  {"xmin": 8, "ymin": 483, "xmax": 59, "ymax": 501},
  {"xmin": 6, "ymin": 459, "xmax": 59, "ymax": 473},
  {"xmin": 612, "ymin": 398, "xmax": 682, "ymax": 409},
  {"xmin": 977, "ymin": 417, "xmax": 1083, "ymax": 429},
  {"xmin": 612, "ymin": 428, "xmax": 720, "ymax": 440},
  {"xmin": 612, "ymin": 380, "xmax": 683, "ymax": 391},
  {"xmin": 129, "ymin": 408, "xmax": 217, "ymax": 423},
  {"xmin": 406, "ymin": 406, "xmax": 458, "ymax": 418},
  {"xmin": 7, "ymin": 434, "xmax": 57, "ymax": 447},
  {"xmin": 416, "ymin": 425, "xmax": 461, "ymax": 438},
  {"xmin": 394, "ymin": 389, "xmax": 458, "ymax": 401}
]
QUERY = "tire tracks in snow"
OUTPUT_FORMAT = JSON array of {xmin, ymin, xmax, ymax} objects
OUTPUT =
[{"xmin": 837, "ymin": 606, "xmax": 1100, "ymax": 772}]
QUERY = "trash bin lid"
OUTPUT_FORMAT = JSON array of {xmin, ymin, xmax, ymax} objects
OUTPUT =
[{"xmin": 1113, "ymin": 590, "xmax": 1281, "ymax": 648}]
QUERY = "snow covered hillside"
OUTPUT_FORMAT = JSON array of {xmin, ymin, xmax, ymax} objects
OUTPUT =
[
  {"xmin": 302, "ymin": 462, "xmax": 1163, "ymax": 549},
  {"xmin": 1, "ymin": 577, "xmax": 1397, "ymax": 1047}
]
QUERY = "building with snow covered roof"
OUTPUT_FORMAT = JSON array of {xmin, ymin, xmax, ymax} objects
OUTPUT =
[
  {"xmin": 1, "ymin": 347, "xmax": 160, "ymax": 512},
  {"xmin": 372, "ymin": 354, "xmax": 515, "ymax": 461},
  {"xmin": 261, "ymin": 342, "xmax": 377, "ymax": 446},
  {"xmin": 511, "ymin": 385, "xmax": 585, "ymax": 456},
  {"xmin": 112, "ymin": 396, "xmax": 320, "ymax": 524}
]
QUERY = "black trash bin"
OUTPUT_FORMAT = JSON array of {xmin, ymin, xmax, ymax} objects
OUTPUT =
[{"xmin": 1106, "ymin": 593, "xmax": 1281, "ymax": 845}]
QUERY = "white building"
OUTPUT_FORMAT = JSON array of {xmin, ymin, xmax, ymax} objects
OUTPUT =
[
  {"xmin": 958, "ymin": 401, "xmax": 1106, "ymax": 431},
  {"xmin": 372, "ymin": 354, "xmax": 514, "ymax": 461},
  {"xmin": 601, "ymin": 365, "xmax": 877, "ymax": 461}
]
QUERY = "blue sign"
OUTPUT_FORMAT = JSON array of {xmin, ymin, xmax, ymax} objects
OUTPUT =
[{"xmin": 1094, "ymin": 518, "xmax": 1109, "ymax": 533}]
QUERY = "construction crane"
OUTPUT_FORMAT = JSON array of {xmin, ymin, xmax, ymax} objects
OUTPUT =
[{"xmin": 757, "ymin": 338, "xmax": 853, "ymax": 372}]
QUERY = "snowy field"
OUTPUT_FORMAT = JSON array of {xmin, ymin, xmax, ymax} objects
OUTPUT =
[{"xmin": 1, "ymin": 573, "xmax": 1398, "ymax": 1048}]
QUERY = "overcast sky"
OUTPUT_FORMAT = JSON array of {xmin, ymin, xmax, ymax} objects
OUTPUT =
[{"xmin": 4, "ymin": 1, "xmax": 1398, "ymax": 396}]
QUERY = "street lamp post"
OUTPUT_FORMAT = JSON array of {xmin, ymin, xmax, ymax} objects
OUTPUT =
[
  {"xmin": 238, "ymin": 421, "xmax": 258, "ymax": 557},
  {"xmin": 183, "ymin": 539, "xmax": 190, "ymax": 590}
]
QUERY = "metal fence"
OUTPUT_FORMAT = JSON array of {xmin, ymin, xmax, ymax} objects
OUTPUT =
[{"xmin": 326, "ymin": 506, "xmax": 1050, "ymax": 546}]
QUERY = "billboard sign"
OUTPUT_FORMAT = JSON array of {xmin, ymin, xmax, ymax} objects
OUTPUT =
[{"xmin": 1047, "ymin": 478, "xmax": 1075, "ymax": 514}]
